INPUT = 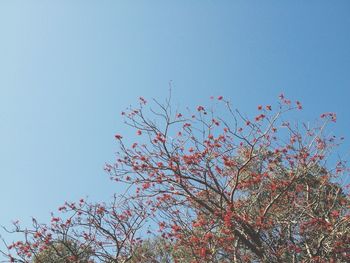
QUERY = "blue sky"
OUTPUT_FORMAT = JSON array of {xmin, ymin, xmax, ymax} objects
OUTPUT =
[{"xmin": 0, "ymin": 0, "xmax": 349, "ymax": 237}]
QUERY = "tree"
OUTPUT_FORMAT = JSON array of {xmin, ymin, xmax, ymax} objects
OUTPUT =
[
  {"xmin": 128, "ymin": 237, "xmax": 174, "ymax": 263},
  {"xmin": 32, "ymin": 240, "xmax": 92, "ymax": 263},
  {"xmin": 1, "ymin": 95, "xmax": 350, "ymax": 262},
  {"xmin": 1, "ymin": 197, "xmax": 147, "ymax": 263}
]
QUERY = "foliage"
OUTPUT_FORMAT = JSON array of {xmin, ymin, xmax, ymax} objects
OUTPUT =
[
  {"xmin": 128, "ymin": 237, "xmax": 174, "ymax": 263},
  {"xmin": 32, "ymin": 240, "xmax": 92, "ymax": 263},
  {"xmin": 1, "ymin": 95, "xmax": 350, "ymax": 262}
]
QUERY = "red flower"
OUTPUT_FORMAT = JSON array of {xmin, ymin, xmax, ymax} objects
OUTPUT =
[
  {"xmin": 159, "ymin": 222, "xmax": 166, "ymax": 231},
  {"xmin": 331, "ymin": 210, "xmax": 340, "ymax": 218},
  {"xmin": 296, "ymin": 101, "xmax": 302, "ymax": 110},
  {"xmin": 199, "ymin": 247, "xmax": 207, "ymax": 257},
  {"xmin": 139, "ymin": 97, "xmax": 147, "ymax": 104},
  {"xmin": 51, "ymin": 217, "xmax": 60, "ymax": 223},
  {"xmin": 142, "ymin": 182, "xmax": 151, "ymax": 189},
  {"xmin": 115, "ymin": 134, "xmax": 123, "ymax": 140},
  {"xmin": 197, "ymin": 105, "xmax": 205, "ymax": 112}
]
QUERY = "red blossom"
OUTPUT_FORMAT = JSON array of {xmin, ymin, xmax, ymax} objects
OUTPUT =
[{"xmin": 115, "ymin": 134, "xmax": 123, "ymax": 140}]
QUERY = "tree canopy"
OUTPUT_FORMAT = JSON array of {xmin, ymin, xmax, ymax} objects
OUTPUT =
[{"xmin": 1, "ymin": 95, "xmax": 349, "ymax": 262}]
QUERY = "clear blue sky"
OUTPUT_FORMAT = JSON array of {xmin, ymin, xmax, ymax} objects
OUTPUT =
[{"xmin": 0, "ymin": 0, "xmax": 349, "ymax": 234}]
